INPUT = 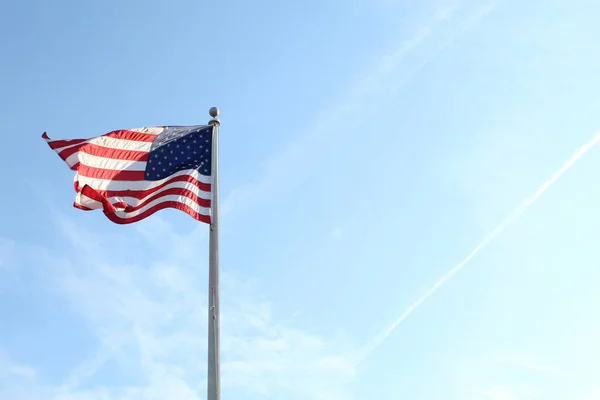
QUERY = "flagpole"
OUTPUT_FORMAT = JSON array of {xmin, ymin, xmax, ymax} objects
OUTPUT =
[{"xmin": 207, "ymin": 106, "xmax": 221, "ymax": 400}]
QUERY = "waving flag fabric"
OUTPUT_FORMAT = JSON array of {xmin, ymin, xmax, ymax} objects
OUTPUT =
[{"xmin": 44, "ymin": 125, "xmax": 214, "ymax": 224}]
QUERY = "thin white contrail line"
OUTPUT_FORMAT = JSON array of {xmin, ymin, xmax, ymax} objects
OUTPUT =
[{"xmin": 355, "ymin": 132, "xmax": 600, "ymax": 365}]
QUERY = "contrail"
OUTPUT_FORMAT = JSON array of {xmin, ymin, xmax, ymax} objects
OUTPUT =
[{"xmin": 355, "ymin": 132, "xmax": 600, "ymax": 365}]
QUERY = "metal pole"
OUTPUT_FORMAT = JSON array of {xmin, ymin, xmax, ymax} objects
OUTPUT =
[{"xmin": 207, "ymin": 106, "xmax": 221, "ymax": 400}]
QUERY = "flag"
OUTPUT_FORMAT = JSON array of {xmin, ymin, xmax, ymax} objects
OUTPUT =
[{"xmin": 44, "ymin": 125, "xmax": 214, "ymax": 224}]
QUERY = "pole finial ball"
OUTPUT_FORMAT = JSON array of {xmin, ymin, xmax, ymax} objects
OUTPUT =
[{"xmin": 209, "ymin": 107, "xmax": 220, "ymax": 118}]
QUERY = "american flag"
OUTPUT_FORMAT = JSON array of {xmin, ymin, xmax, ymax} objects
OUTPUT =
[{"xmin": 44, "ymin": 125, "xmax": 214, "ymax": 224}]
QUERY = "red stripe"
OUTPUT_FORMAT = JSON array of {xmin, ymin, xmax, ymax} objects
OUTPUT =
[
  {"xmin": 45, "ymin": 128, "xmax": 212, "ymax": 226},
  {"xmin": 78, "ymin": 185, "xmax": 210, "ymax": 225},
  {"xmin": 44, "ymin": 136, "xmax": 89, "ymax": 150},
  {"xmin": 55, "ymin": 143, "xmax": 85, "ymax": 161},
  {"xmin": 80, "ymin": 184, "xmax": 210, "ymax": 214},
  {"xmin": 75, "ymin": 174, "xmax": 211, "ymax": 199},
  {"xmin": 76, "ymin": 165, "xmax": 145, "ymax": 181},
  {"xmin": 106, "ymin": 201, "xmax": 211, "ymax": 225},
  {"xmin": 44, "ymin": 129, "xmax": 157, "ymax": 154},
  {"xmin": 73, "ymin": 203, "xmax": 93, "ymax": 211},
  {"xmin": 80, "ymin": 185, "xmax": 115, "ymax": 212},
  {"xmin": 57, "ymin": 143, "xmax": 150, "ymax": 163},
  {"xmin": 103, "ymin": 129, "xmax": 157, "ymax": 142},
  {"xmin": 109, "ymin": 188, "xmax": 211, "ymax": 211}
]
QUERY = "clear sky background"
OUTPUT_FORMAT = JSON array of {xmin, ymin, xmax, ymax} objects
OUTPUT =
[{"xmin": 2, "ymin": 0, "xmax": 600, "ymax": 399}]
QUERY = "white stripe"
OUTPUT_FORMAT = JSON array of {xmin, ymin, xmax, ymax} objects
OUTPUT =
[
  {"xmin": 49, "ymin": 126, "xmax": 163, "ymax": 156},
  {"xmin": 75, "ymin": 193, "xmax": 103, "ymax": 210},
  {"xmin": 113, "ymin": 194, "xmax": 210, "ymax": 217},
  {"xmin": 74, "ymin": 169, "xmax": 212, "ymax": 192},
  {"xmin": 50, "ymin": 139, "xmax": 90, "ymax": 155},
  {"xmin": 64, "ymin": 152, "xmax": 82, "ymax": 169},
  {"xmin": 88, "ymin": 136, "xmax": 154, "ymax": 152},
  {"xmin": 127, "ymin": 127, "xmax": 164, "ymax": 135},
  {"xmin": 75, "ymin": 193, "xmax": 210, "ymax": 218},
  {"xmin": 53, "ymin": 138, "xmax": 153, "ymax": 169},
  {"xmin": 53, "ymin": 136, "xmax": 154, "ymax": 157},
  {"xmin": 103, "ymin": 180, "xmax": 210, "ymax": 207},
  {"xmin": 67, "ymin": 152, "xmax": 147, "ymax": 171}
]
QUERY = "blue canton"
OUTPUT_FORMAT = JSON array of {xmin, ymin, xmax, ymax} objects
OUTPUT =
[{"xmin": 144, "ymin": 125, "xmax": 213, "ymax": 181}]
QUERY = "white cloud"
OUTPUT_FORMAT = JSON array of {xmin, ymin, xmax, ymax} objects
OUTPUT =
[
  {"xmin": 483, "ymin": 385, "xmax": 521, "ymax": 400},
  {"xmin": 4, "ymin": 3, "xmax": 502, "ymax": 399},
  {"xmin": 498, "ymin": 352, "xmax": 565, "ymax": 377},
  {"xmin": 481, "ymin": 382, "xmax": 540, "ymax": 400},
  {"xmin": 582, "ymin": 388, "xmax": 600, "ymax": 400},
  {"xmin": 220, "ymin": 2, "xmax": 494, "ymax": 223},
  {"xmin": 447, "ymin": 347, "xmax": 593, "ymax": 400},
  {"xmin": 1, "ymin": 211, "xmax": 355, "ymax": 400},
  {"xmin": 0, "ymin": 351, "xmax": 36, "ymax": 380},
  {"xmin": 0, "ymin": 238, "xmax": 16, "ymax": 271},
  {"xmin": 331, "ymin": 227, "xmax": 343, "ymax": 239}
]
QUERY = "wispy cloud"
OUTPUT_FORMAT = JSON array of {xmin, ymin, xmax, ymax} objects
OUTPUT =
[
  {"xmin": 221, "ymin": 1, "xmax": 493, "ymax": 221},
  {"xmin": 355, "ymin": 132, "xmax": 600, "ymax": 365},
  {"xmin": 0, "ymin": 238, "xmax": 16, "ymax": 271},
  {"xmin": 518, "ymin": 361, "xmax": 564, "ymax": 376},
  {"xmin": 483, "ymin": 385, "xmax": 522, "ymax": 400},
  {"xmin": 0, "ymin": 351, "xmax": 36, "ymax": 380},
  {"xmin": 497, "ymin": 351, "xmax": 565, "ymax": 377},
  {"xmin": 2, "ymin": 210, "xmax": 355, "ymax": 399},
  {"xmin": 5, "ymin": 3, "xmax": 504, "ymax": 399},
  {"xmin": 330, "ymin": 227, "xmax": 343, "ymax": 239},
  {"xmin": 581, "ymin": 388, "xmax": 600, "ymax": 400}
]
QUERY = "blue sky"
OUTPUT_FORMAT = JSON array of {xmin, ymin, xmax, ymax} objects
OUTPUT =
[{"xmin": 2, "ymin": 0, "xmax": 600, "ymax": 399}]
